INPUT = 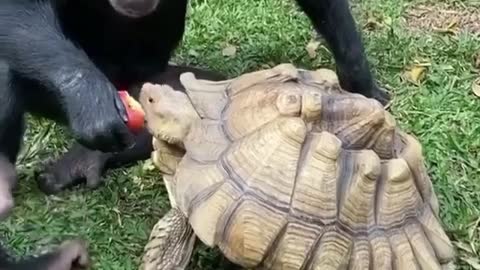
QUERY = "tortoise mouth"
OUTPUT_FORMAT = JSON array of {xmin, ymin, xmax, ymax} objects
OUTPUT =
[{"xmin": 156, "ymin": 132, "xmax": 182, "ymax": 145}]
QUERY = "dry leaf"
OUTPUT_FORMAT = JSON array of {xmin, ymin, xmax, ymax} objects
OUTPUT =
[
  {"xmin": 142, "ymin": 159, "xmax": 156, "ymax": 171},
  {"xmin": 473, "ymin": 52, "xmax": 480, "ymax": 69},
  {"xmin": 306, "ymin": 40, "xmax": 320, "ymax": 59},
  {"xmin": 447, "ymin": 18, "xmax": 459, "ymax": 30},
  {"xmin": 433, "ymin": 17, "xmax": 460, "ymax": 34},
  {"xmin": 222, "ymin": 45, "xmax": 237, "ymax": 57},
  {"xmin": 383, "ymin": 16, "xmax": 393, "ymax": 26},
  {"xmin": 405, "ymin": 65, "xmax": 427, "ymax": 85},
  {"xmin": 473, "ymin": 77, "xmax": 480, "ymax": 97},
  {"xmin": 454, "ymin": 241, "xmax": 475, "ymax": 253},
  {"xmin": 188, "ymin": 49, "xmax": 199, "ymax": 57},
  {"xmin": 364, "ymin": 19, "xmax": 381, "ymax": 31}
]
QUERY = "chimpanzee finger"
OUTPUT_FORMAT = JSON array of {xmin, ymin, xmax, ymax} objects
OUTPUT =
[
  {"xmin": 114, "ymin": 122, "xmax": 136, "ymax": 150},
  {"xmin": 114, "ymin": 92, "xmax": 129, "ymax": 123},
  {"xmin": 81, "ymin": 130, "xmax": 121, "ymax": 153},
  {"xmin": 59, "ymin": 239, "xmax": 90, "ymax": 270},
  {"xmin": 84, "ymin": 165, "xmax": 103, "ymax": 189}
]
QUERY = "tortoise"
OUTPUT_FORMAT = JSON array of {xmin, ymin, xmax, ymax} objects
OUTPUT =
[{"xmin": 137, "ymin": 63, "xmax": 455, "ymax": 270}]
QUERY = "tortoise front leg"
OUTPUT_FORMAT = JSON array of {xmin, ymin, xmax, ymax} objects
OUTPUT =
[{"xmin": 140, "ymin": 208, "xmax": 197, "ymax": 270}]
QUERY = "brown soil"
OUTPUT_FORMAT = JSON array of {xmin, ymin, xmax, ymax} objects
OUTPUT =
[{"xmin": 403, "ymin": 3, "xmax": 480, "ymax": 35}]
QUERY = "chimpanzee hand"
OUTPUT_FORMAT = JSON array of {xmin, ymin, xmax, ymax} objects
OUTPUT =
[
  {"xmin": 64, "ymin": 77, "xmax": 135, "ymax": 153},
  {"xmin": 36, "ymin": 144, "xmax": 110, "ymax": 194},
  {"xmin": 55, "ymin": 240, "xmax": 90, "ymax": 270},
  {"xmin": 336, "ymin": 66, "xmax": 391, "ymax": 107},
  {"xmin": 13, "ymin": 239, "xmax": 90, "ymax": 270}
]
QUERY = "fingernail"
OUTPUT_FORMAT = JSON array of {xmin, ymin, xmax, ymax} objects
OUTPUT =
[{"xmin": 127, "ymin": 141, "xmax": 136, "ymax": 150}]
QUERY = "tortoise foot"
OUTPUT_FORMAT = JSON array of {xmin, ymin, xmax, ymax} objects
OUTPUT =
[{"xmin": 141, "ymin": 208, "xmax": 196, "ymax": 270}]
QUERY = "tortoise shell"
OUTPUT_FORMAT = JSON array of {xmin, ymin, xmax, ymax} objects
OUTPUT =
[{"xmin": 155, "ymin": 64, "xmax": 454, "ymax": 269}]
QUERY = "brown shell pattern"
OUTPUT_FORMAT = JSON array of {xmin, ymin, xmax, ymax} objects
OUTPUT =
[{"xmin": 172, "ymin": 64, "xmax": 454, "ymax": 269}]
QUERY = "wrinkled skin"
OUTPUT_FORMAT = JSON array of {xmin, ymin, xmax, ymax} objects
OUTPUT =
[
  {"xmin": 0, "ymin": 0, "xmax": 389, "ymax": 218},
  {"xmin": 139, "ymin": 83, "xmax": 199, "ymax": 146}
]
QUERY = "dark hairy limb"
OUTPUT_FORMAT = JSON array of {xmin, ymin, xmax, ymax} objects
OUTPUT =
[
  {"xmin": 0, "ymin": 0, "xmax": 139, "ymax": 216},
  {"xmin": 0, "ymin": 1, "xmax": 133, "ymax": 154},
  {"xmin": 36, "ymin": 128, "xmax": 154, "ymax": 194},
  {"xmin": 295, "ymin": 0, "xmax": 390, "ymax": 105}
]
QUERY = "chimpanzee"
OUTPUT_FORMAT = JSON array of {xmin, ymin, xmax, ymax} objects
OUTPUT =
[
  {"xmin": 0, "ymin": 0, "xmax": 390, "ymax": 219},
  {"xmin": 0, "ymin": 239, "xmax": 89, "ymax": 270}
]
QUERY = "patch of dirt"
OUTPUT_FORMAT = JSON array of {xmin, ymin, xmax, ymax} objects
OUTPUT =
[{"xmin": 404, "ymin": 3, "xmax": 480, "ymax": 35}]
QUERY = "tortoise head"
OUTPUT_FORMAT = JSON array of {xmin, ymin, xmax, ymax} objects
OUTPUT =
[{"xmin": 139, "ymin": 83, "xmax": 200, "ymax": 145}]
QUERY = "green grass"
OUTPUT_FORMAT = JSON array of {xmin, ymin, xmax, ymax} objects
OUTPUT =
[{"xmin": 1, "ymin": 0, "xmax": 480, "ymax": 269}]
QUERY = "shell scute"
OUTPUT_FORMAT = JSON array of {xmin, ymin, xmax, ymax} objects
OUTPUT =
[
  {"xmin": 389, "ymin": 230, "xmax": 421, "ymax": 269},
  {"xmin": 188, "ymin": 181, "xmax": 242, "ymax": 246},
  {"xmin": 309, "ymin": 230, "xmax": 353, "ymax": 270},
  {"xmin": 218, "ymin": 198, "xmax": 289, "ymax": 268},
  {"xmin": 220, "ymin": 117, "xmax": 307, "ymax": 206},
  {"xmin": 222, "ymin": 81, "xmax": 304, "ymax": 140},
  {"xmin": 262, "ymin": 222, "xmax": 322, "ymax": 270},
  {"xmin": 180, "ymin": 72, "xmax": 230, "ymax": 119},
  {"xmin": 348, "ymin": 238, "xmax": 370, "ymax": 270},
  {"xmin": 290, "ymin": 131, "xmax": 341, "ymax": 224},
  {"xmin": 376, "ymin": 158, "xmax": 423, "ymax": 228},
  {"xmin": 337, "ymin": 150, "xmax": 380, "ymax": 232},
  {"xmin": 313, "ymin": 94, "xmax": 396, "ymax": 159},
  {"xmin": 174, "ymin": 157, "xmax": 225, "ymax": 215},
  {"xmin": 183, "ymin": 119, "xmax": 230, "ymax": 163},
  {"xmin": 369, "ymin": 233, "xmax": 393, "ymax": 270},
  {"xmin": 227, "ymin": 63, "xmax": 300, "ymax": 97}
]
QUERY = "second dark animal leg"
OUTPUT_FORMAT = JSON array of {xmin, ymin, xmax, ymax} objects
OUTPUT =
[
  {"xmin": 295, "ymin": 0, "xmax": 390, "ymax": 105},
  {"xmin": 36, "ymin": 130, "xmax": 152, "ymax": 194},
  {"xmin": 36, "ymin": 65, "xmax": 226, "ymax": 194}
]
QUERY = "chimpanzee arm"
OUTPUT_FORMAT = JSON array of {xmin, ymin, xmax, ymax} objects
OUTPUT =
[
  {"xmin": 294, "ymin": 0, "xmax": 390, "ymax": 105},
  {"xmin": 0, "ymin": 1, "xmax": 134, "ymax": 152}
]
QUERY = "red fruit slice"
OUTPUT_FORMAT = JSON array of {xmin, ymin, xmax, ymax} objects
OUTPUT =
[{"xmin": 118, "ymin": 90, "xmax": 145, "ymax": 134}]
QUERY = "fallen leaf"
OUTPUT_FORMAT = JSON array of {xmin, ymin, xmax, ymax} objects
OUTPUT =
[
  {"xmin": 446, "ymin": 17, "xmax": 460, "ymax": 31},
  {"xmin": 306, "ymin": 40, "xmax": 321, "ymax": 58},
  {"xmin": 432, "ymin": 17, "xmax": 460, "ymax": 35},
  {"xmin": 383, "ymin": 16, "xmax": 393, "ymax": 27},
  {"xmin": 364, "ymin": 18, "xmax": 381, "ymax": 31},
  {"xmin": 454, "ymin": 241, "xmax": 475, "ymax": 253},
  {"xmin": 404, "ymin": 65, "xmax": 428, "ymax": 85},
  {"xmin": 222, "ymin": 45, "xmax": 237, "ymax": 57},
  {"xmin": 142, "ymin": 159, "xmax": 156, "ymax": 171},
  {"xmin": 473, "ymin": 52, "xmax": 480, "ymax": 69},
  {"xmin": 473, "ymin": 77, "xmax": 480, "ymax": 97},
  {"xmin": 188, "ymin": 49, "xmax": 199, "ymax": 57}
]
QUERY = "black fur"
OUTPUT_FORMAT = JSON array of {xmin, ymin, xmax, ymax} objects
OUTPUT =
[{"xmin": 0, "ymin": 0, "xmax": 389, "ymax": 203}]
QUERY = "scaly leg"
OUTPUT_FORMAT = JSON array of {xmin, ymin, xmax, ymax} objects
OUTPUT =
[{"xmin": 140, "ymin": 208, "xmax": 196, "ymax": 270}]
